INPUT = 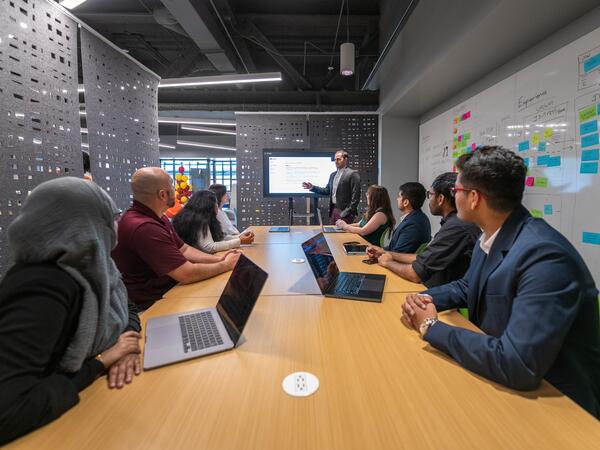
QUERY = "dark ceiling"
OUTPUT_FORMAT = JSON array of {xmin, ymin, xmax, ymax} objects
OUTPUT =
[{"xmin": 66, "ymin": 0, "xmax": 387, "ymax": 111}]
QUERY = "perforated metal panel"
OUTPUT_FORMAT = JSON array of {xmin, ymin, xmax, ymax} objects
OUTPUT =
[
  {"xmin": 80, "ymin": 29, "xmax": 159, "ymax": 210},
  {"xmin": 236, "ymin": 114, "xmax": 379, "ymax": 227},
  {"xmin": 0, "ymin": 0, "xmax": 82, "ymax": 274}
]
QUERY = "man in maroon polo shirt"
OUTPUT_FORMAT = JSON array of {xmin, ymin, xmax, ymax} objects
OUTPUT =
[{"xmin": 112, "ymin": 167, "xmax": 240, "ymax": 309}]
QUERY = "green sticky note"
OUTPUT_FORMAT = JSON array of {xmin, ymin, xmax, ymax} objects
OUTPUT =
[
  {"xmin": 531, "ymin": 133, "xmax": 540, "ymax": 146},
  {"xmin": 534, "ymin": 177, "xmax": 548, "ymax": 188},
  {"xmin": 530, "ymin": 209, "xmax": 543, "ymax": 218},
  {"xmin": 452, "ymin": 151, "xmax": 459, "ymax": 158},
  {"xmin": 464, "ymin": 133, "xmax": 471, "ymax": 141},
  {"xmin": 579, "ymin": 105, "xmax": 597, "ymax": 122}
]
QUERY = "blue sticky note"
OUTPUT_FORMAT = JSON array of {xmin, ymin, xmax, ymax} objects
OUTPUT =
[
  {"xmin": 547, "ymin": 156, "xmax": 561, "ymax": 167},
  {"xmin": 544, "ymin": 204, "xmax": 553, "ymax": 215},
  {"xmin": 582, "ymin": 232, "xmax": 600, "ymax": 245},
  {"xmin": 523, "ymin": 157, "xmax": 530, "ymax": 167},
  {"xmin": 580, "ymin": 120, "xmax": 598, "ymax": 135},
  {"xmin": 581, "ymin": 133, "xmax": 599, "ymax": 148},
  {"xmin": 537, "ymin": 155, "xmax": 550, "ymax": 166},
  {"xmin": 518, "ymin": 141, "xmax": 530, "ymax": 152},
  {"xmin": 584, "ymin": 53, "xmax": 600, "ymax": 73},
  {"xmin": 598, "ymin": 104, "xmax": 600, "ymax": 115},
  {"xmin": 581, "ymin": 149, "xmax": 600, "ymax": 161},
  {"xmin": 580, "ymin": 162, "xmax": 599, "ymax": 174},
  {"xmin": 538, "ymin": 141, "xmax": 547, "ymax": 152}
]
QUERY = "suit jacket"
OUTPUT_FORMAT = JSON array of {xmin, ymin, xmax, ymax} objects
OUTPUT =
[
  {"xmin": 310, "ymin": 167, "xmax": 361, "ymax": 218},
  {"xmin": 386, "ymin": 209, "xmax": 431, "ymax": 253},
  {"xmin": 423, "ymin": 205, "xmax": 600, "ymax": 418}
]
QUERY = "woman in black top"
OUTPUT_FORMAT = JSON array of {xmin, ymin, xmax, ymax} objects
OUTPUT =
[{"xmin": 0, "ymin": 178, "xmax": 142, "ymax": 445}]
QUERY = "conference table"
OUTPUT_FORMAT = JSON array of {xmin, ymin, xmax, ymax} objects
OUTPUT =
[{"xmin": 7, "ymin": 227, "xmax": 600, "ymax": 449}]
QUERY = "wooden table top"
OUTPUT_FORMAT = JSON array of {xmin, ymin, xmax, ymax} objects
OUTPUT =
[
  {"xmin": 164, "ymin": 226, "xmax": 423, "ymax": 298},
  {"xmin": 8, "ymin": 293, "xmax": 600, "ymax": 450}
]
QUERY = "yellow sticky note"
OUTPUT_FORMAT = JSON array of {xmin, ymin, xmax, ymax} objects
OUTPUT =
[
  {"xmin": 544, "ymin": 128, "xmax": 553, "ymax": 139},
  {"xmin": 531, "ymin": 133, "xmax": 540, "ymax": 146}
]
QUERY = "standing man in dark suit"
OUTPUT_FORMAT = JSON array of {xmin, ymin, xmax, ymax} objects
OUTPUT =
[
  {"xmin": 402, "ymin": 146, "xmax": 600, "ymax": 419},
  {"xmin": 302, "ymin": 150, "xmax": 361, "ymax": 224},
  {"xmin": 386, "ymin": 182, "xmax": 431, "ymax": 253}
]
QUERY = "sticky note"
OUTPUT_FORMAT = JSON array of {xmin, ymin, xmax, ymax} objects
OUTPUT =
[
  {"xmin": 534, "ymin": 177, "xmax": 548, "ymax": 188},
  {"xmin": 582, "ymin": 232, "xmax": 600, "ymax": 245},
  {"xmin": 518, "ymin": 141, "xmax": 530, "ymax": 152},
  {"xmin": 544, "ymin": 128, "xmax": 553, "ymax": 140},
  {"xmin": 457, "ymin": 135, "xmax": 462, "ymax": 142},
  {"xmin": 598, "ymin": 104, "xmax": 600, "ymax": 115},
  {"xmin": 464, "ymin": 133, "xmax": 471, "ymax": 141},
  {"xmin": 580, "ymin": 120, "xmax": 598, "ymax": 136},
  {"xmin": 537, "ymin": 155, "xmax": 550, "ymax": 166},
  {"xmin": 531, "ymin": 133, "xmax": 540, "ymax": 146},
  {"xmin": 581, "ymin": 149, "xmax": 599, "ymax": 161},
  {"xmin": 581, "ymin": 133, "xmax": 599, "ymax": 148},
  {"xmin": 462, "ymin": 111, "xmax": 471, "ymax": 120},
  {"xmin": 530, "ymin": 209, "xmax": 543, "ymax": 218},
  {"xmin": 547, "ymin": 156, "xmax": 561, "ymax": 167},
  {"xmin": 580, "ymin": 162, "xmax": 599, "ymax": 174},
  {"xmin": 523, "ymin": 157, "xmax": 530, "ymax": 167},
  {"xmin": 538, "ymin": 141, "xmax": 547, "ymax": 152},
  {"xmin": 471, "ymin": 143, "xmax": 476, "ymax": 151},
  {"xmin": 583, "ymin": 52, "xmax": 600, "ymax": 73},
  {"xmin": 453, "ymin": 128, "xmax": 458, "ymax": 134},
  {"xmin": 544, "ymin": 204, "xmax": 553, "ymax": 215},
  {"xmin": 579, "ymin": 105, "xmax": 597, "ymax": 122},
  {"xmin": 525, "ymin": 176, "xmax": 535, "ymax": 186}
]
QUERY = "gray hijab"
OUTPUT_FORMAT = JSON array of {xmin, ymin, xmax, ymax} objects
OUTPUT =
[{"xmin": 8, "ymin": 177, "xmax": 129, "ymax": 372}]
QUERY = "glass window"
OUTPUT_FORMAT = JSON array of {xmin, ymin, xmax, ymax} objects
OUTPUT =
[{"xmin": 160, "ymin": 157, "xmax": 237, "ymax": 192}]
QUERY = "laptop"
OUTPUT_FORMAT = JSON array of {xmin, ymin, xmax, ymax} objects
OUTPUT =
[
  {"xmin": 301, "ymin": 233, "xmax": 385, "ymax": 302},
  {"xmin": 317, "ymin": 209, "xmax": 345, "ymax": 233},
  {"xmin": 143, "ymin": 254, "xmax": 268, "ymax": 369},
  {"xmin": 269, "ymin": 226, "xmax": 290, "ymax": 232}
]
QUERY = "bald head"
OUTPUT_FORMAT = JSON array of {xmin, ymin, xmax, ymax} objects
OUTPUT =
[{"xmin": 131, "ymin": 167, "xmax": 172, "ymax": 204}]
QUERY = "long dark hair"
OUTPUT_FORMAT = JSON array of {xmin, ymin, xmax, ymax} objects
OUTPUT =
[
  {"xmin": 173, "ymin": 190, "xmax": 224, "ymax": 245},
  {"xmin": 365, "ymin": 185, "xmax": 395, "ymax": 228},
  {"xmin": 208, "ymin": 183, "xmax": 227, "ymax": 206}
]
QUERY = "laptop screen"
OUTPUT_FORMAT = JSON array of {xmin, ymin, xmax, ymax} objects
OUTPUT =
[
  {"xmin": 301, "ymin": 233, "xmax": 339, "ymax": 293},
  {"xmin": 216, "ymin": 254, "xmax": 268, "ymax": 344}
]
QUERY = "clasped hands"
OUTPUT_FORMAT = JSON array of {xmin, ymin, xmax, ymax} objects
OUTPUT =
[{"xmin": 401, "ymin": 294, "xmax": 438, "ymax": 333}]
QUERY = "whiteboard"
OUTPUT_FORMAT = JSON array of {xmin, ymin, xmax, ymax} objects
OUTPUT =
[{"xmin": 419, "ymin": 25, "xmax": 600, "ymax": 285}]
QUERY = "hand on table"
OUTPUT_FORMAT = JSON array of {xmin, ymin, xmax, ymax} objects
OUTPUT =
[
  {"xmin": 335, "ymin": 219, "xmax": 347, "ymax": 229},
  {"xmin": 240, "ymin": 232, "xmax": 254, "ymax": 245},
  {"xmin": 100, "ymin": 331, "xmax": 141, "ymax": 368},
  {"xmin": 107, "ymin": 353, "xmax": 141, "ymax": 389},
  {"xmin": 223, "ymin": 251, "xmax": 241, "ymax": 269},
  {"xmin": 377, "ymin": 252, "xmax": 393, "ymax": 268},
  {"xmin": 366, "ymin": 245, "xmax": 384, "ymax": 260},
  {"xmin": 401, "ymin": 294, "xmax": 436, "ymax": 331}
]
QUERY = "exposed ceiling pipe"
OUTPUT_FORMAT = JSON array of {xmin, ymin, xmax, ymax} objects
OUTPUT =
[{"xmin": 153, "ymin": 7, "xmax": 188, "ymax": 37}]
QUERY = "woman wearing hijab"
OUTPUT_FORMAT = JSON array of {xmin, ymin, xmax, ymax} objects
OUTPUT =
[
  {"xmin": 0, "ymin": 178, "xmax": 142, "ymax": 445},
  {"xmin": 173, "ymin": 190, "xmax": 253, "ymax": 254}
]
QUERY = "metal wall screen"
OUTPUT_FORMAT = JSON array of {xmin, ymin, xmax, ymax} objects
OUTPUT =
[
  {"xmin": 0, "ymin": 0, "xmax": 82, "ymax": 273},
  {"xmin": 80, "ymin": 29, "xmax": 160, "ymax": 210},
  {"xmin": 236, "ymin": 114, "xmax": 379, "ymax": 227}
]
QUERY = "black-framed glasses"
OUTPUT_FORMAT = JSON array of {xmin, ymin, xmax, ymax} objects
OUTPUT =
[
  {"xmin": 450, "ymin": 186, "xmax": 489, "ymax": 199},
  {"xmin": 426, "ymin": 190, "xmax": 437, "ymax": 199}
]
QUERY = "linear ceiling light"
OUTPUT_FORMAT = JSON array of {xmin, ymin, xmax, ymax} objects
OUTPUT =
[
  {"xmin": 181, "ymin": 125, "xmax": 237, "ymax": 136},
  {"xmin": 158, "ymin": 143, "xmax": 176, "ymax": 149},
  {"xmin": 159, "ymin": 72, "xmax": 282, "ymax": 88},
  {"xmin": 158, "ymin": 117, "xmax": 236, "ymax": 127},
  {"xmin": 177, "ymin": 140, "xmax": 236, "ymax": 151},
  {"xmin": 59, "ymin": 0, "xmax": 88, "ymax": 10}
]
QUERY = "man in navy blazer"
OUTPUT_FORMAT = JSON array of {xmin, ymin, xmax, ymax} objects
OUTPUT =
[
  {"xmin": 386, "ymin": 182, "xmax": 431, "ymax": 253},
  {"xmin": 402, "ymin": 146, "xmax": 600, "ymax": 419}
]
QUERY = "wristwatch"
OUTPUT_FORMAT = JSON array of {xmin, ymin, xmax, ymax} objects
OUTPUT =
[{"xmin": 419, "ymin": 317, "xmax": 438, "ymax": 339}]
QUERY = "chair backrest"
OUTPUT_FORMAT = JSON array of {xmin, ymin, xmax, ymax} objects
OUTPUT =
[
  {"xmin": 379, "ymin": 226, "xmax": 392, "ymax": 248},
  {"xmin": 415, "ymin": 242, "xmax": 429, "ymax": 255},
  {"xmin": 223, "ymin": 208, "xmax": 237, "ymax": 226}
]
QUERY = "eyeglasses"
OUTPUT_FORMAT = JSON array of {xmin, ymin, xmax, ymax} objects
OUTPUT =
[
  {"xmin": 425, "ymin": 191, "xmax": 437, "ymax": 199},
  {"xmin": 450, "ymin": 186, "xmax": 489, "ymax": 199}
]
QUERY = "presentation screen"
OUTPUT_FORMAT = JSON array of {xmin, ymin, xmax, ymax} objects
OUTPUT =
[{"xmin": 263, "ymin": 150, "xmax": 336, "ymax": 197}]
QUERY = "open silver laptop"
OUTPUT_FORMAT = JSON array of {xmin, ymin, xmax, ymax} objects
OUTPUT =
[
  {"xmin": 317, "ymin": 209, "xmax": 345, "ymax": 233},
  {"xmin": 143, "ymin": 254, "xmax": 268, "ymax": 369}
]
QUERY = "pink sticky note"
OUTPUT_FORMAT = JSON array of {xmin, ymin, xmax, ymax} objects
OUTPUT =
[
  {"xmin": 462, "ymin": 111, "xmax": 471, "ymax": 120},
  {"xmin": 471, "ymin": 143, "xmax": 476, "ymax": 151},
  {"xmin": 457, "ymin": 135, "xmax": 462, "ymax": 142},
  {"xmin": 525, "ymin": 176, "xmax": 535, "ymax": 187}
]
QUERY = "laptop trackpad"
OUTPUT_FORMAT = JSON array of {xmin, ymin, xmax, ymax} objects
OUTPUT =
[
  {"xmin": 361, "ymin": 278, "xmax": 384, "ymax": 292},
  {"xmin": 148, "ymin": 325, "xmax": 181, "ymax": 349}
]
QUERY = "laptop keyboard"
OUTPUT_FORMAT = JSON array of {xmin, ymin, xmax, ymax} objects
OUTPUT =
[
  {"xmin": 336, "ymin": 275, "xmax": 365, "ymax": 296},
  {"xmin": 178, "ymin": 311, "xmax": 223, "ymax": 353}
]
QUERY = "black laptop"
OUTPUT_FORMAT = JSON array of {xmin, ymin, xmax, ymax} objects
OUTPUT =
[{"xmin": 301, "ymin": 233, "xmax": 385, "ymax": 302}]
